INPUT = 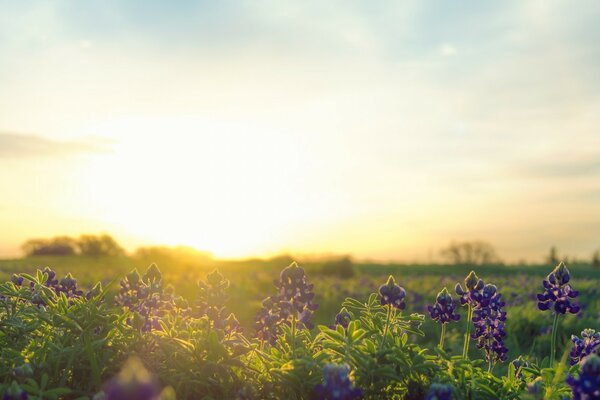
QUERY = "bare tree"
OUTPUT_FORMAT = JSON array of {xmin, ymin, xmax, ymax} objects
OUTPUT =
[{"xmin": 440, "ymin": 241, "xmax": 502, "ymax": 266}]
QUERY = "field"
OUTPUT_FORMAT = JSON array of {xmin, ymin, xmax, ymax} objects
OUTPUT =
[{"xmin": 1, "ymin": 255, "xmax": 599, "ymax": 399}]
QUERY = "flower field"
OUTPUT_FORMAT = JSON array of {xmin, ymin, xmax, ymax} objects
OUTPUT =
[{"xmin": 1, "ymin": 258, "xmax": 599, "ymax": 399}]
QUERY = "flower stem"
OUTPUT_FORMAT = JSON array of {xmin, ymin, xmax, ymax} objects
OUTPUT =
[
  {"xmin": 462, "ymin": 305, "xmax": 473, "ymax": 359},
  {"xmin": 550, "ymin": 312, "xmax": 559, "ymax": 365},
  {"xmin": 439, "ymin": 323, "xmax": 446, "ymax": 349},
  {"xmin": 379, "ymin": 305, "xmax": 393, "ymax": 350},
  {"xmin": 291, "ymin": 312, "xmax": 297, "ymax": 358}
]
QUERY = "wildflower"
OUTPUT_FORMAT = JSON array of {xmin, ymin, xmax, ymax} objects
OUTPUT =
[
  {"xmin": 102, "ymin": 357, "xmax": 159, "ymax": 400},
  {"xmin": 334, "ymin": 308, "xmax": 352, "ymax": 331},
  {"xmin": 428, "ymin": 288, "xmax": 461, "ymax": 324},
  {"xmin": 455, "ymin": 271, "xmax": 484, "ymax": 306},
  {"xmin": 195, "ymin": 270, "xmax": 239, "ymax": 333},
  {"xmin": 425, "ymin": 383, "xmax": 453, "ymax": 400},
  {"xmin": 471, "ymin": 284, "xmax": 509, "ymax": 365},
  {"xmin": 256, "ymin": 262, "xmax": 318, "ymax": 343},
  {"xmin": 511, "ymin": 356, "xmax": 529, "ymax": 379},
  {"xmin": 566, "ymin": 354, "xmax": 600, "ymax": 400},
  {"xmin": 2, "ymin": 382, "xmax": 28, "ymax": 400},
  {"xmin": 570, "ymin": 329, "xmax": 600, "ymax": 366},
  {"xmin": 314, "ymin": 364, "xmax": 362, "ymax": 400},
  {"xmin": 537, "ymin": 262, "xmax": 580, "ymax": 315},
  {"xmin": 378, "ymin": 275, "xmax": 406, "ymax": 310}
]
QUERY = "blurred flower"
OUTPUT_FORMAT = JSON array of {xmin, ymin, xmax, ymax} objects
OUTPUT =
[
  {"xmin": 527, "ymin": 377, "xmax": 543, "ymax": 398},
  {"xmin": 378, "ymin": 276, "xmax": 406, "ymax": 310},
  {"xmin": 511, "ymin": 356, "xmax": 528, "ymax": 379},
  {"xmin": 428, "ymin": 288, "xmax": 460, "ymax": 324},
  {"xmin": 566, "ymin": 354, "xmax": 600, "ymax": 400},
  {"xmin": 425, "ymin": 383, "xmax": 453, "ymax": 400},
  {"xmin": 102, "ymin": 357, "xmax": 159, "ymax": 400},
  {"xmin": 570, "ymin": 329, "xmax": 600, "ymax": 366},
  {"xmin": 537, "ymin": 262, "xmax": 580, "ymax": 315},
  {"xmin": 471, "ymin": 284, "xmax": 509, "ymax": 364},
  {"xmin": 196, "ymin": 270, "xmax": 240, "ymax": 333},
  {"xmin": 2, "ymin": 382, "xmax": 28, "ymax": 400},
  {"xmin": 334, "ymin": 308, "xmax": 352, "ymax": 331},
  {"xmin": 314, "ymin": 364, "xmax": 362, "ymax": 400}
]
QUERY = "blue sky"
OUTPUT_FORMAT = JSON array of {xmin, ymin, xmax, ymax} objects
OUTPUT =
[{"xmin": 0, "ymin": 1, "xmax": 599, "ymax": 261}]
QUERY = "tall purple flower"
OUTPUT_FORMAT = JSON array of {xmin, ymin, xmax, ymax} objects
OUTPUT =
[
  {"xmin": 566, "ymin": 354, "xmax": 600, "ymax": 400},
  {"xmin": 537, "ymin": 262, "xmax": 580, "ymax": 315},
  {"xmin": 455, "ymin": 271, "xmax": 484, "ymax": 307},
  {"xmin": 255, "ymin": 262, "xmax": 318, "ymax": 344},
  {"xmin": 314, "ymin": 364, "xmax": 362, "ymax": 400},
  {"xmin": 196, "ymin": 270, "xmax": 240, "ymax": 333},
  {"xmin": 378, "ymin": 276, "xmax": 406, "ymax": 310},
  {"xmin": 102, "ymin": 357, "xmax": 159, "ymax": 400},
  {"xmin": 334, "ymin": 308, "xmax": 352, "ymax": 331},
  {"xmin": 570, "ymin": 329, "xmax": 600, "ymax": 366},
  {"xmin": 2, "ymin": 382, "xmax": 28, "ymax": 400},
  {"xmin": 425, "ymin": 383, "xmax": 453, "ymax": 400},
  {"xmin": 471, "ymin": 284, "xmax": 509, "ymax": 365},
  {"xmin": 511, "ymin": 356, "xmax": 529, "ymax": 380},
  {"xmin": 428, "ymin": 288, "xmax": 461, "ymax": 324}
]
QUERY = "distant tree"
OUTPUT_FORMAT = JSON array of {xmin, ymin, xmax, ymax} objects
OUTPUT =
[
  {"xmin": 319, "ymin": 256, "xmax": 355, "ymax": 278},
  {"xmin": 546, "ymin": 246, "xmax": 559, "ymax": 266},
  {"xmin": 77, "ymin": 234, "xmax": 124, "ymax": 257},
  {"xmin": 593, "ymin": 250, "xmax": 600, "ymax": 268},
  {"xmin": 440, "ymin": 241, "xmax": 502, "ymax": 266},
  {"xmin": 22, "ymin": 236, "xmax": 78, "ymax": 256}
]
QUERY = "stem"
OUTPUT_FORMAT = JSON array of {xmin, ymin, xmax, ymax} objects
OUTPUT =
[
  {"xmin": 550, "ymin": 312, "xmax": 560, "ymax": 366},
  {"xmin": 462, "ymin": 305, "xmax": 473, "ymax": 359},
  {"xmin": 439, "ymin": 323, "xmax": 446, "ymax": 349},
  {"xmin": 379, "ymin": 305, "xmax": 393, "ymax": 350},
  {"xmin": 291, "ymin": 312, "xmax": 297, "ymax": 358}
]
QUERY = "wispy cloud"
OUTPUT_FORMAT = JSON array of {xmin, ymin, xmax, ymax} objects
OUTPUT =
[{"xmin": 0, "ymin": 132, "xmax": 109, "ymax": 158}]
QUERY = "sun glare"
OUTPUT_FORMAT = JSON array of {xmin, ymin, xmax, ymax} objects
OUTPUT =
[{"xmin": 75, "ymin": 116, "xmax": 329, "ymax": 257}]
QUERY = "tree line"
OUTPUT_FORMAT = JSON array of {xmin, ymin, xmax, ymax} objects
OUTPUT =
[{"xmin": 22, "ymin": 234, "xmax": 124, "ymax": 257}]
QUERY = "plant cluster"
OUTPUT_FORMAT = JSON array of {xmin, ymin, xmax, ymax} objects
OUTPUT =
[{"xmin": 0, "ymin": 261, "xmax": 598, "ymax": 399}]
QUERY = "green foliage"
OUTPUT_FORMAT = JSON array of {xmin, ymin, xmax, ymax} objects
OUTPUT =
[{"xmin": 0, "ymin": 260, "xmax": 597, "ymax": 399}]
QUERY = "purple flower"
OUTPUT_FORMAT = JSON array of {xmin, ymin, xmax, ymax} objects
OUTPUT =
[
  {"xmin": 378, "ymin": 276, "xmax": 406, "ymax": 310},
  {"xmin": 537, "ymin": 262, "xmax": 580, "ymax": 315},
  {"xmin": 570, "ymin": 329, "xmax": 600, "ymax": 366},
  {"xmin": 455, "ymin": 271, "xmax": 484, "ymax": 306},
  {"xmin": 428, "ymin": 288, "xmax": 460, "ymax": 324},
  {"xmin": 256, "ymin": 262, "xmax": 318, "ymax": 343},
  {"xmin": 196, "ymin": 270, "xmax": 240, "ymax": 333},
  {"xmin": 334, "ymin": 308, "xmax": 352, "ymax": 331},
  {"xmin": 425, "ymin": 383, "xmax": 453, "ymax": 400},
  {"xmin": 471, "ymin": 284, "xmax": 509, "ymax": 364},
  {"xmin": 511, "ymin": 356, "xmax": 529, "ymax": 379},
  {"xmin": 103, "ymin": 358, "xmax": 159, "ymax": 400},
  {"xmin": 2, "ymin": 382, "xmax": 28, "ymax": 400},
  {"xmin": 314, "ymin": 364, "xmax": 362, "ymax": 400},
  {"xmin": 566, "ymin": 354, "xmax": 600, "ymax": 400}
]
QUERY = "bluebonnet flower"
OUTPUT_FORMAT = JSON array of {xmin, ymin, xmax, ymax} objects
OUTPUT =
[
  {"xmin": 537, "ymin": 262, "xmax": 580, "ymax": 315},
  {"xmin": 428, "ymin": 288, "xmax": 460, "ymax": 324},
  {"xmin": 2, "ymin": 382, "xmax": 28, "ymax": 400},
  {"xmin": 455, "ymin": 271, "xmax": 484, "ymax": 306},
  {"xmin": 425, "ymin": 383, "xmax": 453, "ymax": 400},
  {"xmin": 566, "ymin": 354, "xmax": 600, "ymax": 400},
  {"xmin": 511, "ymin": 356, "xmax": 529, "ymax": 379},
  {"xmin": 256, "ymin": 262, "xmax": 318, "ymax": 343},
  {"xmin": 334, "ymin": 308, "xmax": 352, "ymax": 331},
  {"xmin": 102, "ymin": 357, "xmax": 159, "ymax": 400},
  {"xmin": 115, "ymin": 265, "xmax": 187, "ymax": 332},
  {"xmin": 196, "ymin": 270, "xmax": 240, "ymax": 333},
  {"xmin": 570, "ymin": 329, "xmax": 600, "ymax": 365},
  {"xmin": 378, "ymin": 276, "xmax": 406, "ymax": 310},
  {"xmin": 471, "ymin": 284, "xmax": 509, "ymax": 364},
  {"xmin": 314, "ymin": 364, "xmax": 362, "ymax": 400}
]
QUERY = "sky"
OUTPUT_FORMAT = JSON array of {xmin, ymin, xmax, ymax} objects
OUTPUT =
[{"xmin": 0, "ymin": 1, "xmax": 599, "ymax": 262}]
